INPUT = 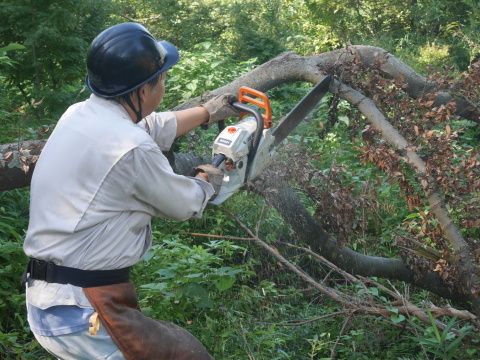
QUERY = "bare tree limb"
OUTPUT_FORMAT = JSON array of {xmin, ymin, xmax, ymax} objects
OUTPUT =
[
  {"xmin": 208, "ymin": 210, "xmax": 480, "ymax": 333},
  {"xmin": 331, "ymin": 312, "xmax": 354, "ymax": 359},
  {"xmin": 253, "ymin": 174, "xmax": 467, "ymax": 303}
]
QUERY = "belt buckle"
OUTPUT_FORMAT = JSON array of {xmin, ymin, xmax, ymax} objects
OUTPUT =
[{"xmin": 31, "ymin": 259, "xmax": 48, "ymax": 280}]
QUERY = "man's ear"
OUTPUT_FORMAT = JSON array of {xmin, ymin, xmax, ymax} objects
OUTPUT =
[{"xmin": 137, "ymin": 84, "xmax": 148, "ymax": 103}]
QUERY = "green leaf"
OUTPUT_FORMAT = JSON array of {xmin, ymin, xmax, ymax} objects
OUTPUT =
[
  {"xmin": 425, "ymin": 349, "xmax": 447, "ymax": 358},
  {"xmin": 440, "ymin": 315, "xmax": 457, "ymax": 343},
  {"xmin": 8, "ymin": 228, "xmax": 21, "ymax": 242},
  {"xmin": 0, "ymin": 44, "xmax": 26, "ymax": 53},
  {"xmin": 338, "ymin": 115, "xmax": 350, "ymax": 126},
  {"xmin": 210, "ymin": 61, "xmax": 222, "ymax": 68},
  {"xmin": 177, "ymin": 284, "xmax": 213, "ymax": 309},
  {"xmin": 368, "ymin": 287, "xmax": 379, "ymax": 296},
  {"xmin": 426, "ymin": 307, "xmax": 441, "ymax": 342},
  {"xmin": 391, "ymin": 314, "xmax": 406, "ymax": 323},
  {"xmin": 155, "ymin": 269, "xmax": 176, "ymax": 279},
  {"xmin": 142, "ymin": 250, "xmax": 155, "ymax": 262},
  {"xmin": 386, "ymin": 306, "xmax": 399, "ymax": 314},
  {"xmin": 184, "ymin": 273, "xmax": 203, "ymax": 278},
  {"xmin": 404, "ymin": 213, "xmax": 421, "ymax": 220},
  {"xmin": 140, "ymin": 282, "xmax": 168, "ymax": 291},
  {"xmin": 215, "ymin": 276, "xmax": 235, "ymax": 291},
  {"xmin": 417, "ymin": 338, "xmax": 440, "ymax": 346},
  {"xmin": 446, "ymin": 336, "xmax": 464, "ymax": 359}
]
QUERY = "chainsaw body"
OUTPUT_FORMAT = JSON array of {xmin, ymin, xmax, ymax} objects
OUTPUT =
[
  {"xmin": 209, "ymin": 75, "xmax": 332, "ymax": 205},
  {"xmin": 210, "ymin": 116, "xmax": 275, "ymax": 205}
]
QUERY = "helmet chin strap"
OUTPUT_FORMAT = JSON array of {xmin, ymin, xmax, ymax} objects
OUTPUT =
[{"xmin": 122, "ymin": 91, "xmax": 143, "ymax": 123}]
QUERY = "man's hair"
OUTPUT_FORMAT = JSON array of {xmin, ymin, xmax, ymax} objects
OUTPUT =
[
  {"xmin": 146, "ymin": 75, "xmax": 160, "ymax": 89},
  {"xmin": 114, "ymin": 75, "xmax": 160, "ymax": 105}
]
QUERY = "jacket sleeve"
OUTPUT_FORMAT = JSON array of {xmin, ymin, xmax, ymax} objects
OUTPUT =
[
  {"xmin": 139, "ymin": 111, "xmax": 177, "ymax": 151},
  {"xmin": 130, "ymin": 145, "xmax": 215, "ymax": 221}
]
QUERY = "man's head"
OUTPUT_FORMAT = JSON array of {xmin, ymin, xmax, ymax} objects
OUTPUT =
[
  {"xmin": 86, "ymin": 22, "xmax": 179, "ymax": 98},
  {"xmin": 86, "ymin": 22, "xmax": 179, "ymax": 122}
]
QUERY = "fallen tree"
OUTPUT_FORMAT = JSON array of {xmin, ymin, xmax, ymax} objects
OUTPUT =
[{"xmin": 1, "ymin": 46, "xmax": 479, "ymax": 319}]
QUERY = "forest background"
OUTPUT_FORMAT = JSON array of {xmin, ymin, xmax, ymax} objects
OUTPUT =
[{"xmin": 0, "ymin": 0, "xmax": 479, "ymax": 359}]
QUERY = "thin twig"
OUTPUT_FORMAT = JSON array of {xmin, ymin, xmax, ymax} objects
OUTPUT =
[
  {"xmin": 183, "ymin": 232, "xmax": 256, "ymax": 242},
  {"xmin": 331, "ymin": 311, "xmax": 355, "ymax": 359},
  {"xmin": 277, "ymin": 241, "xmax": 373, "ymax": 300},
  {"xmin": 224, "ymin": 209, "xmax": 353, "ymax": 305},
  {"xmin": 255, "ymin": 204, "xmax": 266, "ymax": 237},
  {"xmin": 172, "ymin": 210, "xmax": 479, "ymax": 335},
  {"xmin": 252, "ymin": 311, "xmax": 350, "ymax": 326}
]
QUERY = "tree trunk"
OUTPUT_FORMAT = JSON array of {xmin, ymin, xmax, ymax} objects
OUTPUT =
[{"xmin": 0, "ymin": 140, "xmax": 45, "ymax": 191}]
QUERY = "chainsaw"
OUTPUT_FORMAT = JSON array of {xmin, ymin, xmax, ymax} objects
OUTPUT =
[{"xmin": 209, "ymin": 75, "xmax": 332, "ymax": 205}]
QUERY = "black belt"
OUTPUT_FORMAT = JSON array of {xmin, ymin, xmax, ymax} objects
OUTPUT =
[{"xmin": 22, "ymin": 258, "xmax": 131, "ymax": 288}]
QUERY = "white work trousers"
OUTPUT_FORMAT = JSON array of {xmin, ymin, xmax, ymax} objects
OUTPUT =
[{"xmin": 33, "ymin": 325, "xmax": 125, "ymax": 360}]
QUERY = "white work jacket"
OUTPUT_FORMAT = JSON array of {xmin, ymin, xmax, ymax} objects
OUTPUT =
[{"xmin": 24, "ymin": 94, "xmax": 214, "ymax": 309}]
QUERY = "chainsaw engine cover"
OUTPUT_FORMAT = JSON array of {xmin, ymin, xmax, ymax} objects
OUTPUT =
[
  {"xmin": 210, "ymin": 117, "xmax": 256, "ymax": 205},
  {"xmin": 210, "ymin": 117, "xmax": 276, "ymax": 205}
]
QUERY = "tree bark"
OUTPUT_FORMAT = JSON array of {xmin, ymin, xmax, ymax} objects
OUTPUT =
[
  {"xmin": 0, "ymin": 140, "xmax": 45, "ymax": 191},
  {"xmin": 174, "ymin": 47, "xmax": 478, "ymax": 123}
]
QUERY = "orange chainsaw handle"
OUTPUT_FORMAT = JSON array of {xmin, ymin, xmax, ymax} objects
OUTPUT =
[{"xmin": 238, "ymin": 86, "xmax": 272, "ymax": 129}]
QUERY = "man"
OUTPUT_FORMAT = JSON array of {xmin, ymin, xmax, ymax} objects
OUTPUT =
[{"xmin": 22, "ymin": 22, "xmax": 239, "ymax": 359}]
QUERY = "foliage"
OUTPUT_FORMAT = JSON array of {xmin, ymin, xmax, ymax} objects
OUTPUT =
[
  {"xmin": 134, "ymin": 232, "xmax": 252, "ymax": 312},
  {"xmin": 0, "ymin": 0, "xmax": 114, "ymax": 119},
  {"xmin": 0, "ymin": 44, "xmax": 25, "ymax": 68},
  {"xmin": 1, "ymin": 0, "xmax": 477, "ymax": 124},
  {"xmin": 408, "ymin": 309, "xmax": 476, "ymax": 359},
  {"xmin": 0, "ymin": 189, "xmax": 44, "ymax": 358},
  {"xmin": 112, "ymin": 0, "xmax": 227, "ymax": 50},
  {"xmin": 162, "ymin": 42, "xmax": 257, "ymax": 108},
  {"xmin": 298, "ymin": 0, "xmax": 478, "ymax": 72},
  {"xmin": 215, "ymin": 0, "xmax": 292, "ymax": 63},
  {"xmin": 416, "ymin": 42, "xmax": 452, "ymax": 70}
]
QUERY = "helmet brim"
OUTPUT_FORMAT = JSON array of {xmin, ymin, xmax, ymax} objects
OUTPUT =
[
  {"xmin": 158, "ymin": 40, "xmax": 180, "ymax": 74},
  {"xmin": 86, "ymin": 40, "xmax": 180, "ymax": 99}
]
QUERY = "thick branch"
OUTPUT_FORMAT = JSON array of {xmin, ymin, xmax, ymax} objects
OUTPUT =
[
  {"xmin": 253, "ymin": 174, "xmax": 470, "ymax": 305},
  {"xmin": 0, "ymin": 140, "xmax": 45, "ymax": 191},
  {"xmin": 173, "ymin": 47, "xmax": 478, "ymax": 123},
  {"xmin": 328, "ymin": 46, "xmax": 478, "ymax": 122},
  {"xmin": 2, "ymin": 47, "xmax": 477, "ymax": 190},
  {"xmin": 331, "ymin": 79, "xmax": 479, "ymax": 313}
]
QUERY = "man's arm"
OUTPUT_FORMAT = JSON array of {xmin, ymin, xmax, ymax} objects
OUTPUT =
[
  {"xmin": 132, "ymin": 146, "xmax": 215, "ymax": 221},
  {"xmin": 174, "ymin": 94, "xmax": 240, "ymax": 137},
  {"xmin": 173, "ymin": 107, "xmax": 209, "ymax": 137}
]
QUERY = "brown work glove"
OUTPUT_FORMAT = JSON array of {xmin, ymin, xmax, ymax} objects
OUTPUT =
[
  {"xmin": 201, "ymin": 94, "xmax": 241, "ymax": 129},
  {"xmin": 193, "ymin": 164, "xmax": 224, "ymax": 200}
]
